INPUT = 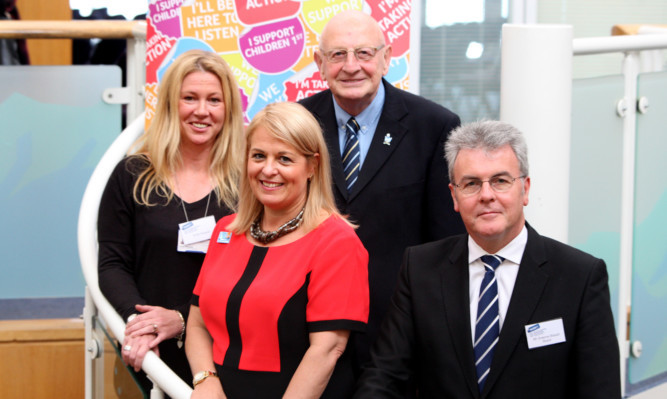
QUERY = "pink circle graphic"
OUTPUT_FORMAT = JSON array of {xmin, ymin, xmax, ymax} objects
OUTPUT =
[{"xmin": 239, "ymin": 18, "xmax": 305, "ymax": 74}]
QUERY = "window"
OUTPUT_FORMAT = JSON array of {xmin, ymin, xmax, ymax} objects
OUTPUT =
[{"xmin": 419, "ymin": 0, "xmax": 508, "ymax": 122}]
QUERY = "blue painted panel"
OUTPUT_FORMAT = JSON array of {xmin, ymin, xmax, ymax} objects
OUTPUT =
[{"xmin": 0, "ymin": 66, "xmax": 121, "ymax": 299}]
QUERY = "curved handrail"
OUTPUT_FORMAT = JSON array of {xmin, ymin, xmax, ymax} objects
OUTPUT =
[
  {"xmin": 77, "ymin": 112, "xmax": 192, "ymax": 399},
  {"xmin": 0, "ymin": 20, "xmax": 146, "ymax": 39},
  {"xmin": 573, "ymin": 32, "xmax": 667, "ymax": 55}
]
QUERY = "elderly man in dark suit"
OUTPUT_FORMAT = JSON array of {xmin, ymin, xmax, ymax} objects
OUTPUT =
[
  {"xmin": 354, "ymin": 120, "xmax": 621, "ymax": 398},
  {"xmin": 299, "ymin": 10, "xmax": 465, "ymax": 370}
]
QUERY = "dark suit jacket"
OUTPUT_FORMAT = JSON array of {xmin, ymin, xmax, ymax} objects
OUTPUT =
[
  {"xmin": 300, "ymin": 79, "xmax": 465, "ymax": 364},
  {"xmin": 354, "ymin": 224, "xmax": 621, "ymax": 399}
]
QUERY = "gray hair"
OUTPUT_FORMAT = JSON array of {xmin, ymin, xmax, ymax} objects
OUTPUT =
[{"xmin": 444, "ymin": 120, "xmax": 529, "ymax": 182}]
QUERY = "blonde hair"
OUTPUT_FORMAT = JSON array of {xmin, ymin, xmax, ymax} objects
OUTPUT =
[
  {"xmin": 228, "ymin": 102, "xmax": 351, "ymax": 233},
  {"xmin": 130, "ymin": 49, "xmax": 244, "ymax": 210}
]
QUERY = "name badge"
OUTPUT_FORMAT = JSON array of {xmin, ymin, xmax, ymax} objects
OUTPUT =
[
  {"xmin": 524, "ymin": 318, "xmax": 566, "ymax": 349},
  {"xmin": 179, "ymin": 215, "xmax": 216, "ymax": 245},
  {"xmin": 177, "ymin": 215, "xmax": 216, "ymax": 254},
  {"xmin": 217, "ymin": 231, "xmax": 231, "ymax": 244}
]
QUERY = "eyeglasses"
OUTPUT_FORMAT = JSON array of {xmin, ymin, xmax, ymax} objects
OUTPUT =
[
  {"xmin": 320, "ymin": 45, "xmax": 385, "ymax": 63},
  {"xmin": 453, "ymin": 175, "xmax": 526, "ymax": 195}
]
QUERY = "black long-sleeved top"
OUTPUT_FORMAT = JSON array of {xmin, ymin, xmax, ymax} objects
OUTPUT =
[{"xmin": 98, "ymin": 156, "xmax": 231, "ymax": 388}]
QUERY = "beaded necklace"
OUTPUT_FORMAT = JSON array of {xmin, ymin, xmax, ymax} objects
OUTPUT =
[{"xmin": 249, "ymin": 207, "xmax": 305, "ymax": 244}]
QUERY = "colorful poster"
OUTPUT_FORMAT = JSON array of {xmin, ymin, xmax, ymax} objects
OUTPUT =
[{"xmin": 145, "ymin": 0, "xmax": 412, "ymax": 124}]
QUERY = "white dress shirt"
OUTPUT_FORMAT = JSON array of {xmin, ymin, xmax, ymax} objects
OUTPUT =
[{"xmin": 468, "ymin": 225, "xmax": 528, "ymax": 343}]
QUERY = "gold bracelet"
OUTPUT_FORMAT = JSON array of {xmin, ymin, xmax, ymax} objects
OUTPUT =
[
  {"xmin": 175, "ymin": 310, "xmax": 185, "ymax": 348},
  {"xmin": 193, "ymin": 370, "xmax": 218, "ymax": 387}
]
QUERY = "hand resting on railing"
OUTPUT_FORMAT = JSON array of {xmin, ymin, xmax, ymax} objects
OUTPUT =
[
  {"xmin": 122, "ymin": 330, "xmax": 159, "ymax": 372},
  {"xmin": 123, "ymin": 304, "xmax": 184, "ymax": 371}
]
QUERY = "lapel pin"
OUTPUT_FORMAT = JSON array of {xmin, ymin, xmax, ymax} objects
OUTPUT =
[{"xmin": 383, "ymin": 133, "xmax": 393, "ymax": 146}]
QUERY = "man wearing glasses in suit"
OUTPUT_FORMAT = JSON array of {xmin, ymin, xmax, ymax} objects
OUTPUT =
[{"xmin": 355, "ymin": 120, "xmax": 621, "ymax": 399}]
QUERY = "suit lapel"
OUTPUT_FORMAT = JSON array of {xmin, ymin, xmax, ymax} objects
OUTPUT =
[
  {"xmin": 441, "ymin": 237, "xmax": 480, "ymax": 398},
  {"xmin": 348, "ymin": 80, "xmax": 408, "ymax": 201},
  {"xmin": 308, "ymin": 93, "xmax": 349, "ymax": 199},
  {"xmin": 482, "ymin": 225, "xmax": 549, "ymax": 396}
]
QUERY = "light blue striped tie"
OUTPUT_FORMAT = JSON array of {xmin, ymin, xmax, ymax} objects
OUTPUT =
[
  {"xmin": 474, "ymin": 254, "xmax": 504, "ymax": 392},
  {"xmin": 342, "ymin": 117, "xmax": 360, "ymax": 193}
]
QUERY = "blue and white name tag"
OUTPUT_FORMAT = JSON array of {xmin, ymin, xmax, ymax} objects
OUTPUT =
[
  {"xmin": 179, "ymin": 215, "xmax": 216, "ymax": 245},
  {"xmin": 177, "ymin": 215, "xmax": 216, "ymax": 253},
  {"xmin": 217, "ymin": 231, "xmax": 232, "ymax": 244},
  {"xmin": 525, "ymin": 318, "xmax": 566, "ymax": 349}
]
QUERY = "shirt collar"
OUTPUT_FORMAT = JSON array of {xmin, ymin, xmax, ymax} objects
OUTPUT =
[
  {"xmin": 467, "ymin": 225, "xmax": 528, "ymax": 265},
  {"xmin": 332, "ymin": 83, "xmax": 385, "ymax": 135}
]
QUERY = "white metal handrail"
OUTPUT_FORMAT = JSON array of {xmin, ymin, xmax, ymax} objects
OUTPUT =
[
  {"xmin": 77, "ymin": 112, "xmax": 192, "ymax": 399},
  {"xmin": 573, "ymin": 33, "xmax": 667, "ymax": 55}
]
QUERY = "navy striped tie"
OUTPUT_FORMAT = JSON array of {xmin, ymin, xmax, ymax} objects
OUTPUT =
[
  {"xmin": 474, "ymin": 254, "xmax": 505, "ymax": 392},
  {"xmin": 342, "ymin": 117, "xmax": 360, "ymax": 192}
]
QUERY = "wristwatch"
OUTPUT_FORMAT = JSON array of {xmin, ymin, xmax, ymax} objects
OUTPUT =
[{"xmin": 193, "ymin": 370, "xmax": 218, "ymax": 387}]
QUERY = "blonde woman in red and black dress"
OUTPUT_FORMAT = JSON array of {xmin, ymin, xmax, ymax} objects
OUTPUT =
[{"xmin": 186, "ymin": 102, "xmax": 369, "ymax": 399}]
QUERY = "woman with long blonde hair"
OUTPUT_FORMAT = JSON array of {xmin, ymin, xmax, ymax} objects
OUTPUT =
[{"xmin": 98, "ymin": 49, "xmax": 244, "ymax": 393}]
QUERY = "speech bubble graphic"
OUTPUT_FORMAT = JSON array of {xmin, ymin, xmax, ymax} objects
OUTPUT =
[
  {"xmin": 371, "ymin": 0, "xmax": 411, "ymax": 57},
  {"xmin": 234, "ymin": 0, "xmax": 301, "ymax": 26},
  {"xmin": 149, "ymin": 0, "xmax": 187, "ymax": 38},
  {"xmin": 146, "ymin": 19, "xmax": 178, "ymax": 84},
  {"xmin": 156, "ymin": 37, "xmax": 216, "ymax": 83},
  {"xmin": 246, "ymin": 70, "xmax": 294, "ymax": 120},
  {"xmin": 290, "ymin": 14, "xmax": 320, "ymax": 73},
  {"xmin": 181, "ymin": 0, "xmax": 243, "ymax": 52},
  {"xmin": 385, "ymin": 55, "xmax": 408, "ymax": 83},
  {"xmin": 284, "ymin": 67, "xmax": 329, "ymax": 102},
  {"xmin": 301, "ymin": 0, "xmax": 362, "ymax": 36},
  {"xmin": 221, "ymin": 52, "xmax": 259, "ymax": 115},
  {"xmin": 239, "ymin": 18, "xmax": 305, "ymax": 74}
]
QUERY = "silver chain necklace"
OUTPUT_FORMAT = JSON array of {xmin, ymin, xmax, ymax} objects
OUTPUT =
[{"xmin": 175, "ymin": 176, "xmax": 212, "ymax": 221}]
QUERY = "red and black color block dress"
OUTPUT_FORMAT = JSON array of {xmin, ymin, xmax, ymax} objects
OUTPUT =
[{"xmin": 192, "ymin": 214, "xmax": 369, "ymax": 398}]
